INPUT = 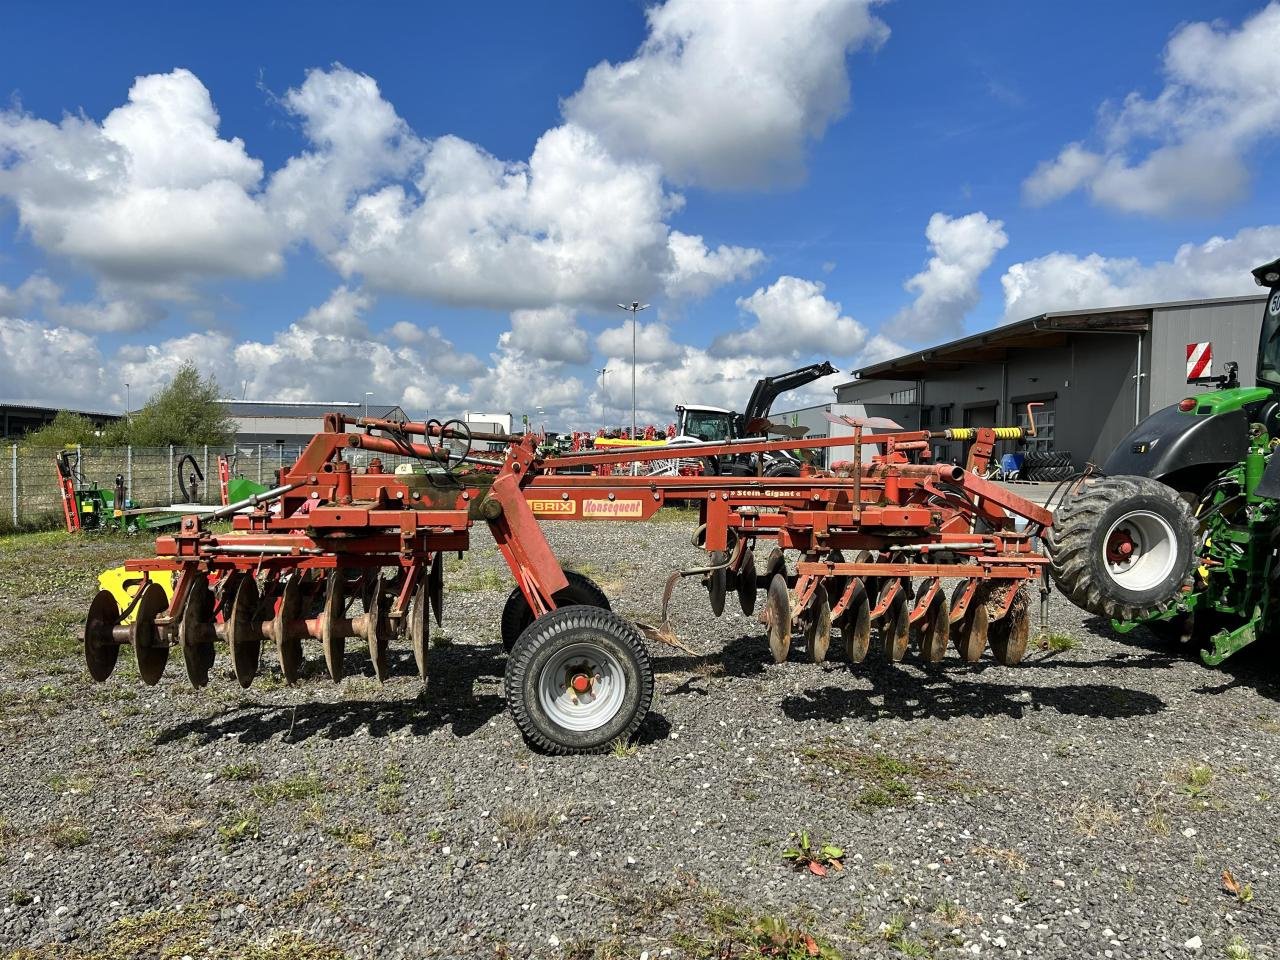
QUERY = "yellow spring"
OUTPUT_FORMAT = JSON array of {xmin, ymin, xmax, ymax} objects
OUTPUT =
[{"xmin": 943, "ymin": 427, "xmax": 1024, "ymax": 441}]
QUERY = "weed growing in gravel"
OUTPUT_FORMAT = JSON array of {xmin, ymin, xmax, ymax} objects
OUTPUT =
[
  {"xmin": 377, "ymin": 763, "xmax": 404, "ymax": 814},
  {"xmin": 9, "ymin": 888, "xmax": 33, "ymax": 906},
  {"xmin": 932, "ymin": 899, "xmax": 976, "ymax": 927},
  {"xmin": 801, "ymin": 741, "xmax": 956, "ymax": 809},
  {"xmin": 611, "ymin": 738, "xmax": 638, "ymax": 758},
  {"xmin": 220, "ymin": 760, "xmax": 263, "ymax": 782},
  {"xmin": 233, "ymin": 933, "xmax": 347, "ymax": 960},
  {"xmin": 1073, "ymin": 799, "xmax": 1124, "ymax": 838},
  {"xmin": 452, "ymin": 567, "xmax": 507, "ymax": 593},
  {"xmin": 1039, "ymin": 632, "xmax": 1077, "ymax": 652},
  {"xmin": 782, "ymin": 831, "xmax": 845, "ymax": 876},
  {"xmin": 48, "ymin": 821, "xmax": 90, "ymax": 849},
  {"xmin": 669, "ymin": 902, "xmax": 843, "ymax": 960},
  {"xmin": 499, "ymin": 805, "xmax": 557, "ymax": 844},
  {"xmin": 324, "ymin": 822, "xmax": 375, "ymax": 850},
  {"xmin": 217, "ymin": 812, "xmax": 260, "ymax": 847},
  {"xmin": 251, "ymin": 773, "xmax": 325, "ymax": 806},
  {"xmin": 1179, "ymin": 763, "xmax": 1215, "ymax": 800},
  {"xmin": 1222, "ymin": 869, "xmax": 1254, "ymax": 904},
  {"xmin": 1226, "ymin": 934, "xmax": 1253, "ymax": 959},
  {"xmin": 969, "ymin": 845, "xmax": 1027, "ymax": 872}
]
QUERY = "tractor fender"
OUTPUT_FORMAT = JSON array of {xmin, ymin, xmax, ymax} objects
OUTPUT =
[{"xmin": 1102, "ymin": 403, "xmax": 1249, "ymax": 484}]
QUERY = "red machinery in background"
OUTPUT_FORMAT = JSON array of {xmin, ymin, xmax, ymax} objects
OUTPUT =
[{"xmin": 82, "ymin": 411, "xmax": 1051, "ymax": 754}]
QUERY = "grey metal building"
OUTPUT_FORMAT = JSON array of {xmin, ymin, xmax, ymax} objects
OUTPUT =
[
  {"xmin": 837, "ymin": 294, "xmax": 1267, "ymax": 469},
  {"xmin": 772, "ymin": 380, "xmax": 922, "ymax": 467},
  {"xmin": 222, "ymin": 400, "xmax": 407, "ymax": 445},
  {"xmin": 0, "ymin": 400, "xmax": 122, "ymax": 439}
]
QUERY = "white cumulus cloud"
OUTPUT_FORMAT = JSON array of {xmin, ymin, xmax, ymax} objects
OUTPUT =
[
  {"xmin": 563, "ymin": 0, "xmax": 889, "ymax": 188},
  {"xmin": 891, "ymin": 211, "xmax": 1007, "ymax": 343},
  {"xmin": 1001, "ymin": 225, "xmax": 1280, "ymax": 320},
  {"xmin": 499, "ymin": 306, "xmax": 590, "ymax": 364},
  {"xmin": 713, "ymin": 275, "xmax": 866, "ymax": 358},
  {"xmin": 1023, "ymin": 3, "xmax": 1280, "ymax": 215},
  {"xmin": 0, "ymin": 69, "xmax": 282, "ymax": 290}
]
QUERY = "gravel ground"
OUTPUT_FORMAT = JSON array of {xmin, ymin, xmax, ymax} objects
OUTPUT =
[{"xmin": 1, "ymin": 519, "xmax": 1279, "ymax": 959}]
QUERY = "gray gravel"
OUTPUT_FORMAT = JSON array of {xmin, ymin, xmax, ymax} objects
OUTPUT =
[{"xmin": 2, "ymin": 518, "xmax": 1279, "ymax": 958}]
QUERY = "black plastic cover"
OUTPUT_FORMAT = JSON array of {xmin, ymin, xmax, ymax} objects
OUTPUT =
[
  {"xmin": 1255, "ymin": 451, "xmax": 1280, "ymax": 500},
  {"xmin": 1102, "ymin": 403, "xmax": 1249, "ymax": 481}
]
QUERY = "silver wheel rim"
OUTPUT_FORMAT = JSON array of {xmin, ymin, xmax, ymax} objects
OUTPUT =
[
  {"xmin": 1103, "ymin": 510, "xmax": 1177, "ymax": 591},
  {"xmin": 538, "ymin": 641, "xmax": 626, "ymax": 732}
]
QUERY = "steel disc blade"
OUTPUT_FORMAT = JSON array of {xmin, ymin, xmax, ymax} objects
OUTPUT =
[
  {"xmin": 708, "ymin": 550, "xmax": 728, "ymax": 617},
  {"xmin": 408, "ymin": 577, "xmax": 430, "ymax": 683},
  {"xmin": 321, "ymin": 572, "xmax": 346, "ymax": 682},
  {"xmin": 365, "ymin": 577, "xmax": 390, "ymax": 683},
  {"xmin": 84, "ymin": 589, "xmax": 121, "ymax": 682},
  {"xmin": 802, "ymin": 583, "xmax": 832, "ymax": 664},
  {"xmin": 990, "ymin": 589, "xmax": 1030, "ymax": 666},
  {"xmin": 428, "ymin": 554, "xmax": 444, "ymax": 626},
  {"xmin": 841, "ymin": 581, "xmax": 871, "ymax": 664},
  {"xmin": 275, "ymin": 576, "xmax": 304, "ymax": 684},
  {"xmin": 914, "ymin": 590, "xmax": 949, "ymax": 664},
  {"xmin": 228, "ymin": 577, "xmax": 263, "ymax": 689},
  {"xmin": 766, "ymin": 573, "xmax": 791, "ymax": 664},
  {"xmin": 132, "ymin": 582, "xmax": 171, "ymax": 686},
  {"xmin": 763, "ymin": 547, "xmax": 786, "ymax": 589},
  {"xmin": 736, "ymin": 548, "xmax": 757, "ymax": 616},
  {"xmin": 950, "ymin": 582, "xmax": 989, "ymax": 663},
  {"xmin": 880, "ymin": 589, "xmax": 910, "ymax": 662},
  {"xmin": 179, "ymin": 576, "xmax": 216, "ymax": 688}
]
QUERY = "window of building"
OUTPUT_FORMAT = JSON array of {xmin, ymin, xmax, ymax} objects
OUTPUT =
[
  {"xmin": 1017, "ymin": 399, "xmax": 1055, "ymax": 454},
  {"xmin": 920, "ymin": 406, "xmax": 932, "ymax": 429},
  {"xmin": 939, "ymin": 405, "xmax": 953, "ymax": 426},
  {"xmin": 889, "ymin": 387, "xmax": 917, "ymax": 404}
]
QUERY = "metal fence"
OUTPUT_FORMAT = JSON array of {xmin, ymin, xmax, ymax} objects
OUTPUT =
[
  {"xmin": 0, "ymin": 444, "xmax": 305, "ymax": 532},
  {"xmin": 0, "ymin": 441, "xmax": 458, "ymax": 532}
]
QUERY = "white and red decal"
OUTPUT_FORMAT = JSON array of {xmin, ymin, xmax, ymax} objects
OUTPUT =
[{"xmin": 1186, "ymin": 341, "xmax": 1212, "ymax": 381}]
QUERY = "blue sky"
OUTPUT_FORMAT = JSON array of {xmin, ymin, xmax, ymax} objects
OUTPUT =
[{"xmin": 2, "ymin": 0, "xmax": 1278, "ymax": 427}]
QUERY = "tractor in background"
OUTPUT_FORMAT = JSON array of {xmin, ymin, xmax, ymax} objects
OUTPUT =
[
  {"xmin": 669, "ymin": 361, "xmax": 837, "ymax": 476},
  {"xmin": 1048, "ymin": 257, "xmax": 1280, "ymax": 664}
]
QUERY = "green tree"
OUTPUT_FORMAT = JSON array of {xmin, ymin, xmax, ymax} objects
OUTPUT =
[
  {"xmin": 21, "ymin": 410, "xmax": 105, "ymax": 448},
  {"xmin": 115, "ymin": 362, "xmax": 234, "ymax": 447}
]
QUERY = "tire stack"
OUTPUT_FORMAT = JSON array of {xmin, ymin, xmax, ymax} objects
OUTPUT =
[{"xmin": 1022, "ymin": 450, "xmax": 1073, "ymax": 482}]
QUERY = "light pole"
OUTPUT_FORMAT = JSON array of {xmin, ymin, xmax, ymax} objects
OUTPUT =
[
  {"xmin": 125, "ymin": 383, "xmax": 131, "ymax": 422},
  {"xmin": 616, "ymin": 301, "xmax": 649, "ymax": 439},
  {"xmin": 364, "ymin": 391, "xmax": 373, "ymax": 420}
]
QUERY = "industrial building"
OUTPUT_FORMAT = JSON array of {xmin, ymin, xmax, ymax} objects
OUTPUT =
[
  {"xmin": 0, "ymin": 400, "xmax": 122, "ymax": 439},
  {"xmin": 837, "ymin": 293, "xmax": 1268, "ymax": 469},
  {"xmin": 222, "ymin": 400, "xmax": 407, "ymax": 445},
  {"xmin": 771, "ymin": 380, "xmax": 921, "ymax": 468}
]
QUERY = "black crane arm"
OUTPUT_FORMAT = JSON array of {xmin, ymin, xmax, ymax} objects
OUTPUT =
[{"xmin": 738, "ymin": 361, "xmax": 837, "ymax": 435}]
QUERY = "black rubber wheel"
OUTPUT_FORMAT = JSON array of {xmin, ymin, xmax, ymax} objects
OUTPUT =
[
  {"xmin": 764, "ymin": 462, "xmax": 800, "ymax": 478},
  {"xmin": 504, "ymin": 606, "xmax": 654, "ymax": 755},
  {"xmin": 500, "ymin": 570, "xmax": 611, "ymax": 652},
  {"xmin": 1046, "ymin": 475, "xmax": 1196, "ymax": 621}
]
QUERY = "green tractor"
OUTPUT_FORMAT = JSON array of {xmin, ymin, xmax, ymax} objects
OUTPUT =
[{"xmin": 1048, "ymin": 257, "xmax": 1280, "ymax": 664}]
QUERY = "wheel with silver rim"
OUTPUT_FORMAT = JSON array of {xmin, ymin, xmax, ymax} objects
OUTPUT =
[
  {"xmin": 1047, "ymin": 475, "xmax": 1196, "ymax": 621},
  {"xmin": 505, "ymin": 606, "xmax": 653, "ymax": 754}
]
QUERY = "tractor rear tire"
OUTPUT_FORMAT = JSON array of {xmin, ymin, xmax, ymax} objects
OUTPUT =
[
  {"xmin": 500, "ymin": 571, "xmax": 611, "ymax": 652},
  {"xmin": 504, "ymin": 606, "xmax": 653, "ymax": 754},
  {"xmin": 1046, "ymin": 475, "xmax": 1196, "ymax": 621}
]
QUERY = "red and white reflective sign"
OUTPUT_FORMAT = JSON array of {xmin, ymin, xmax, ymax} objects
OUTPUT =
[{"xmin": 1186, "ymin": 341, "xmax": 1212, "ymax": 380}]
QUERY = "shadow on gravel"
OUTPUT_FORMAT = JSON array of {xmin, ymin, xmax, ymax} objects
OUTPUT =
[
  {"xmin": 154, "ymin": 643, "xmax": 507, "ymax": 746},
  {"xmin": 1081, "ymin": 614, "xmax": 1280, "ymax": 703},
  {"xmin": 779, "ymin": 663, "xmax": 1165, "ymax": 724}
]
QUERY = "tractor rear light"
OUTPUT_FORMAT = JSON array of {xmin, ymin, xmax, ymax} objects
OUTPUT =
[{"xmin": 1178, "ymin": 398, "xmax": 1196, "ymax": 412}]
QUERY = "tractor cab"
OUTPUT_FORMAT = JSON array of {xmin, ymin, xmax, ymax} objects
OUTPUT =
[
  {"xmin": 1252, "ymin": 256, "xmax": 1280, "ymax": 392},
  {"xmin": 674, "ymin": 404, "xmax": 735, "ymax": 443}
]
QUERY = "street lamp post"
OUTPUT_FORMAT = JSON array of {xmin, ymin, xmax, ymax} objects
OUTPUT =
[
  {"xmin": 364, "ymin": 391, "xmax": 373, "ymax": 420},
  {"xmin": 125, "ymin": 383, "xmax": 131, "ymax": 423},
  {"xmin": 616, "ymin": 301, "xmax": 649, "ymax": 439}
]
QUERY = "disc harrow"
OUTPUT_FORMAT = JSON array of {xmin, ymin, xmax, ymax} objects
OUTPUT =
[{"xmin": 78, "ymin": 407, "xmax": 1054, "ymax": 753}]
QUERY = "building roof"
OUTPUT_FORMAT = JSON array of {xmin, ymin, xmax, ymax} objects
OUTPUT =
[
  {"xmin": 0, "ymin": 399, "xmax": 123, "ymax": 418},
  {"xmin": 840, "ymin": 293, "xmax": 1267, "ymax": 383},
  {"xmin": 220, "ymin": 400, "xmax": 407, "ymax": 419}
]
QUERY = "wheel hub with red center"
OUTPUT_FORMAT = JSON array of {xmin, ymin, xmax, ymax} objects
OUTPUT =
[{"xmin": 1107, "ymin": 529, "xmax": 1136, "ymax": 565}]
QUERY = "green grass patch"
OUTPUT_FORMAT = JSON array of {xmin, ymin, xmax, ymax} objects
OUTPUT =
[
  {"xmin": 802, "ymin": 742, "xmax": 958, "ymax": 809},
  {"xmin": 251, "ymin": 773, "xmax": 325, "ymax": 806},
  {"xmin": 48, "ymin": 821, "xmax": 90, "ymax": 849},
  {"xmin": 1039, "ymin": 633, "xmax": 1077, "ymax": 652}
]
